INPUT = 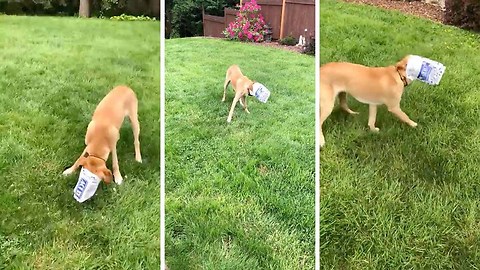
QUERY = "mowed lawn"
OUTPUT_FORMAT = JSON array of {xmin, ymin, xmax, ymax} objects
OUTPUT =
[
  {"xmin": 165, "ymin": 38, "xmax": 315, "ymax": 269},
  {"xmin": 321, "ymin": 0, "xmax": 480, "ymax": 268},
  {"xmin": 0, "ymin": 16, "xmax": 160, "ymax": 268}
]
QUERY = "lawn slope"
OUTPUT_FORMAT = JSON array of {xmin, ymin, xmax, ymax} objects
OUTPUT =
[
  {"xmin": 165, "ymin": 38, "xmax": 315, "ymax": 269},
  {"xmin": 321, "ymin": 0, "xmax": 480, "ymax": 268},
  {"xmin": 0, "ymin": 16, "xmax": 160, "ymax": 269}
]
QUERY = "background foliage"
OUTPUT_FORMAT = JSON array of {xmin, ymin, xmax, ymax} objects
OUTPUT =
[
  {"xmin": 0, "ymin": 0, "xmax": 160, "ymax": 18},
  {"xmin": 444, "ymin": 0, "xmax": 480, "ymax": 32},
  {"xmin": 165, "ymin": 0, "xmax": 238, "ymax": 38}
]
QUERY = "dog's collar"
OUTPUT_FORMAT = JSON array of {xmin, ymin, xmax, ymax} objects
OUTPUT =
[
  {"xmin": 248, "ymin": 81, "xmax": 256, "ymax": 96},
  {"xmin": 84, "ymin": 152, "xmax": 106, "ymax": 162},
  {"xmin": 396, "ymin": 69, "xmax": 408, "ymax": 87}
]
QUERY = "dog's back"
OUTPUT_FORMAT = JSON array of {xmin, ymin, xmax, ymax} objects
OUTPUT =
[
  {"xmin": 92, "ymin": 85, "xmax": 138, "ymax": 129},
  {"xmin": 226, "ymin": 65, "xmax": 245, "ymax": 87}
]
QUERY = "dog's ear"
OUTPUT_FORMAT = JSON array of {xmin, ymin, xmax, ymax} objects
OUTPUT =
[
  {"xmin": 100, "ymin": 168, "xmax": 113, "ymax": 184},
  {"xmin": 248, "ymin": 82, "xmax": 255, "ymax": 92},
  {"xmin": 395, "ymin": 55, "xmax": 409, "ymax": 72},
  {"xmin": 78, "ymin": 156, "xmax": 86, "ymax": 167}
]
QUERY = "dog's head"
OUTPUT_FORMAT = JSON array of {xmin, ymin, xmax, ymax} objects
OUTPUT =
[
  {"xmin": 395, "ymin": 55, "xmax": 413, "ymax": 87},
  {"xmin": 79, "ymin": 155, "xmax": 113, "ymax": 184}
]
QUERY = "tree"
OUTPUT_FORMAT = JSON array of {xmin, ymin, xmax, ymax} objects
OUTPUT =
[{"xmin": 79, "ymin": 0, "xmax": 90, "ymax": 17}]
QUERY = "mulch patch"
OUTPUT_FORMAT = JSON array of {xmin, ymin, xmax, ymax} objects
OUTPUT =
[
  {"xmin": 200, "ymin": 36, "xmax": 306, "ymax": 54},
  {"xmin": 341, "ymin": 0, "xmax": 444, "ymax": 23},
  {"xmin": 249, "ymin": 41, "xmax": 305, "ymax": 53}
]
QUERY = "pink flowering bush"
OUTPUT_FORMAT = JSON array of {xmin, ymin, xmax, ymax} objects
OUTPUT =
[{"xmin": 223, "ymin": 0, "xmax": 267, "ymax": 42}]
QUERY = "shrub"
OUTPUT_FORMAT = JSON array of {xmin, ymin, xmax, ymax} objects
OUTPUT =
[
  {"xmin": 223, "ymin": 0, "xmax": 267, "ymax": 42},
  {"xmin": 278, "ymin": 34, "xmax": 298, "ymax": 46},
  {"xmin": 0, "ymin": 0, "xmax": 159, "ymax": 18},
  {"xmin": 110, "ymin": 14, "xmax": 156, "ymax": 21},
  {"xmin": 444, "ymin": 0, "xmax": 480, "ymax": 32},
  {"xmin": 166, "ymin": 0, "xmax": 238, "ymax": 38}
]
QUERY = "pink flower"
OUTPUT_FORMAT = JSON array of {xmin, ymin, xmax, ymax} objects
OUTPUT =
[{"xmin": 223, "ymin": 0, "xmax": 265, "ymax": 41}]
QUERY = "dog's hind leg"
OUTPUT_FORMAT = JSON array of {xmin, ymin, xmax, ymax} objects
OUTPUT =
[
  {"xmin": 227, "ymin": 92, "xmax": 242, "ymax": 123},
  {"xmin": 128, "ymin": 98, "xmax": 142, "ymax": 163},
  {"xmin": 320, "ymin": 86, "xmax": 335, "ymax": 148},
  {"xmin": 368, "ymin": 105, "xmax": 380, "ymax": 132},
  {"xmin": 338, "ymin": 92, "xmax": 359, "ymax": 115},
  {"xmin": 222, "ymin": 75, "xmax": 230, "ymax": 102}
]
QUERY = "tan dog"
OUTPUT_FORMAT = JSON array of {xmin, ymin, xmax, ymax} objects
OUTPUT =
[
  {"xmin": 223, "ymin": 65, "xmax": 255, "ymax": 123},
  {"xmin": 62, "ymin": 85, "xmax": 142, "ymax": 184},
  {"xmin": 320, "ymin": 55, "xmax": 417, "ymax": 148}
]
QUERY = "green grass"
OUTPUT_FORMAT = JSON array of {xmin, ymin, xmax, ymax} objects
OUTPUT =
[
  {"xmin": 165, "ymin": 38, "xmax": 315, "ymax": 269},
  {"xmin": 320, "ymin": 0, "xmax": 480, "ymax": 268},
  {"xmin": 0, "ymin": 16, "xmax": 160, "ymax": 268}
]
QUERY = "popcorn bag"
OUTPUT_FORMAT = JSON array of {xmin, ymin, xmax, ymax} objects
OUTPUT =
[
  {"xmin": 73, "ymin": 167, "xmax": 101, "ymax": 203},
  {"xmin": 252, "ymin": 82, "xmax": 271, "ymax": 103},
  {"xmin": 406, "ymin": 55, "xmax": 446, "ymax": 85}
]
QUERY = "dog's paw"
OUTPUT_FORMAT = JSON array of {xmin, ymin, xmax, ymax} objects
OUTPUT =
[
  {"xmin": 370, "ymin": 127, "xmax": 380, "ymax": 132},
  {"xmin": 410, "ymin": 121, "xmax": 418, "ymax": 127},
  {"xmin": 227, "ymin": 118, "xmax": 232, "ymax": 123},
  {"xmin": 114, "ymin": 175, "xmax": 123, "ymax": 185},
  {"xmin": 347, "ymin": 109, "xmax": 359, "ymax": 115},
  {"xmin": 320, "ymin": 137, "xmax": 325, "ymax": 148},
  {"xmin": 62, "ymin": 167, "xmax": 73, "ymax": 176}
]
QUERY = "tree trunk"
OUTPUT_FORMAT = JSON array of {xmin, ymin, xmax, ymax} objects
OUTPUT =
[
  {"xmin": 79, "ymin": 0, "xmax": 90, "ymax": 18},
  {"xmin": 150, "ymin": 0, "xmax": 160, "ymax": 18}
]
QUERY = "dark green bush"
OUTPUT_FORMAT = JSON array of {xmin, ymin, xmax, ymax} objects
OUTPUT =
[
  {"xmin": 445, "ymin": 0, "xmax": 480, "ymax": 32},
  {"xmin": 278, "ymin": 35, "xmax": 297, "ymax": 46},
  {"xmin": 165, "ymin": 0, "xmax": 238, "ymax": 38}
]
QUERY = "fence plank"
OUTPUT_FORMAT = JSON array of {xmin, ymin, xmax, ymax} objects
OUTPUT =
[
  {"xmin": 282, "ymin": 1, "xmax": 315, "ymax": 39},
  {"xmin": 204, "ymin": 14, "xmax": 226, "ymax": 38},
  {"xmin": 258, "ymin": 1, "xmax": 283, "ymax": 39},
  {"xmin": 286, "ymin": 0, "xmax": 315, "ymax": 4}
]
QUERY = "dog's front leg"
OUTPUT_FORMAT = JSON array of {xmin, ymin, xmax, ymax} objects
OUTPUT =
[
  {"xmin": 111, "ymin": 144, "xmax": 123, "ymax": 185},
  {"xmin": 227, "ymin": 92, "xmax": 242, "ymax": 123},
  {"xmin": 62, "ymin": 147, "xmax": 87, "ymax": 176},
  {"xmin": 387, "ymin": 105, "xmax": 417, "ymax": 127},
  {"xmin": 368, "ymin": 105, "xmax": 380, "ymax": 132},
  {"xmin": 240, "ymin": 96, "xmax": 250, "ymax": 114}
]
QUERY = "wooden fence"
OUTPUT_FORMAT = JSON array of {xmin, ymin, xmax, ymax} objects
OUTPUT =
[{"xmin": 203, "ymin": 0, "xmax": 315, "ymax": 40}]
